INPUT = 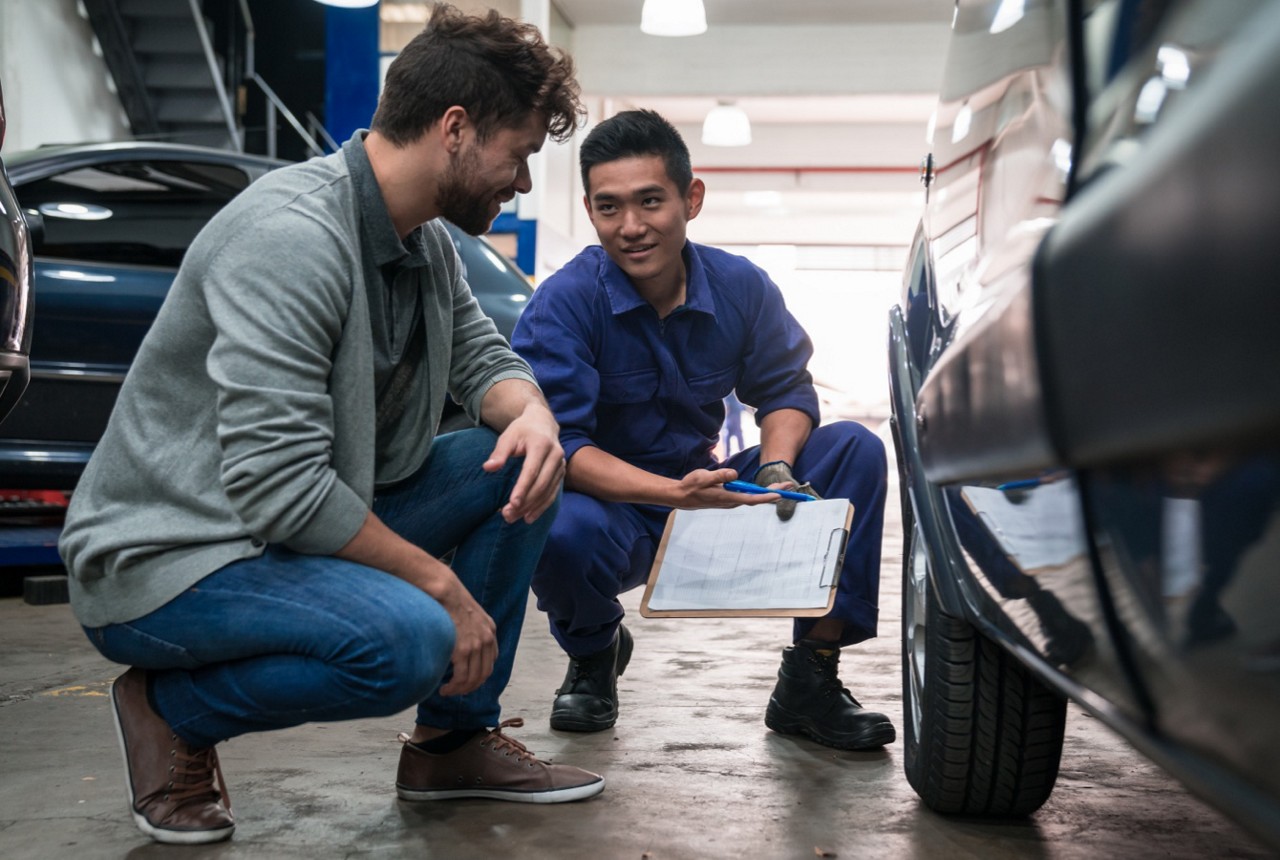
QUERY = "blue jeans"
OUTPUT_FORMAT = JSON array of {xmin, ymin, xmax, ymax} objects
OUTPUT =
[{"xmin": 84, "ymin": 428, "xmax": 557, "ymax": 748}]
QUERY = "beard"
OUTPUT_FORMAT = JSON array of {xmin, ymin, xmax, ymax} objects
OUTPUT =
[{"xmin": 435, "ymin": 144, "xmax": 499, "ymax": 236}]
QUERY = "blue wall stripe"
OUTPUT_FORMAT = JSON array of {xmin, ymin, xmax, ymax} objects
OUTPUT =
[{"xmin": 324, "ymin": 3, "xmax": 381, "ymax": 144}]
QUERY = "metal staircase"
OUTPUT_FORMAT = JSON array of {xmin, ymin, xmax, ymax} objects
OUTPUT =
[
  {"xmin": 81, "ymin": 0, "xmax": 332, "ymax": 156},
  {"xmin": 83, "ymin": 0, "xmax": 238, "ymax": 148}
]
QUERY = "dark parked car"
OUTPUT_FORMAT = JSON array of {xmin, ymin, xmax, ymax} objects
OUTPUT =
[
  {"xmin": 0, "ymin": 78, "xmax": 34, "ymax": 427},
  {"xmin": 890, "ymin": 0, "xmax": 1280, "ymax": 848},
  {"xmin": 0, "ymin": 142, "xmax": 533, "ymax": 488}
]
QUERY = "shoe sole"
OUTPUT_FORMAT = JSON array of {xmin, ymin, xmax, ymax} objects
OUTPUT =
[
  {"xmin": 396, "ymin": 776, "xmax": 605, "ymax": 804},
  {"xmin": 111, "ymin": 675, "xmax": 235, "ymax": 845},
  {"xmin": 764, "ymin": 700, "xmax": 897, "ymax": 751},
  {"xmin": 548, "ymin": 712, "xmax": 615, "ymax": 732},
  {"xmin": 549, "ymin": 627, "xmax": 634, "ymax": 733}
]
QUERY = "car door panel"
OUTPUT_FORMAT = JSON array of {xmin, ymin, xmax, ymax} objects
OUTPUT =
[
  {"xmin": 1035, "ymin": 0, "xmax": 1280, "ymax": 467},
  {"xmin": 895, "ymin": 0, "xmax": 1280, "ymax": 841},
  {"xmin": 32, "ymin": 259, "xmax": 171, "ymax": 366},
  {"xmin": 1083, "ymin": 454, "xmax": 1280, "ymax": 824},
  {"xmin": 916, "ymin": 0, "xmax": 1074, "ymax": 486},
  {"xmin": 908, "ymin": 0, "xmax": 1112, "ymax": 694},
  {"xmin": 1024, "ymin": 0, "xmax": 1280, "ymax": 805}
]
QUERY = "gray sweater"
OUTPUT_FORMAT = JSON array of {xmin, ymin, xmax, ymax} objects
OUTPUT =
[{"xmin": 59, "ymin": 138, "xmax": 536, "ymax": 628}]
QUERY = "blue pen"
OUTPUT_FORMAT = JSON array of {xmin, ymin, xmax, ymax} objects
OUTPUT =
[
  {"xmin": 724, "ymin": 480, "xmax": 814, "ymax": 502},
  {"xmin": 995, "ymin": 478, "xmax": 1042, "ymax": 491}
]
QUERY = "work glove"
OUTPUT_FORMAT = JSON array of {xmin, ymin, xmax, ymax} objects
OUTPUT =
[{"xmin": 754, "ymin": 460, "xmax": 822, "ymax": 522}]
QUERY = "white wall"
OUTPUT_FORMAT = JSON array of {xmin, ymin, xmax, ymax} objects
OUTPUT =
[
  {"xmin": 773, "ymin": 268, "xmax": 900, "ymax": 421},
  {"xmin": 571, "ymin": 22, "xmax": 950, "ymax": 97},
  {"xmin": 521, "ymin": 0, "xmax": 590, "ymax": 282},
  {"xmin": 0, "ymin": 0, "xmax": 130, "ymax": 152}
]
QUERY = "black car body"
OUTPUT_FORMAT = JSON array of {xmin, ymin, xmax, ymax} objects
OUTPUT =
[
  {"xmin": 0, "ymin": 78, "xmax": 34, "ymax": 426},
  {"xmin": 890, "ymin": 0, "xmax": 1280, "ymax": 848},
  {"xmin": 0, "ymin": 142, "xmax": 532, "ymax": 488}
]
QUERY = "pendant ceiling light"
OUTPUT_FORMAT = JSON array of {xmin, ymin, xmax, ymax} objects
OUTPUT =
[
  {"xmin": 641, "ymin": 0, "xmax": 708, "ymax": 37},
  {"xmin": 701, "ymin": 101, "xmax": 752, "ymax": 147},
  {"xmin": 313, "ymin": 0, "xmax": 379, "ymax": 8}
]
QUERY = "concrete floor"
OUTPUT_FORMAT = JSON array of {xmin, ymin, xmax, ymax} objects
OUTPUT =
[{"xmin": 0, "ymin": 462, "xmax": 1273, "ymax": 859}]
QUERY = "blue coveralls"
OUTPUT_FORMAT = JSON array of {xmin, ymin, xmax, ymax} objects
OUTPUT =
[{"xmin": 511, "ymin": 242, "xmax": 886, "ymax": 655}]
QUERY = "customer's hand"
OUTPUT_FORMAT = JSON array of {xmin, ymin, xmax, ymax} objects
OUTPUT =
[
  {"xmin": 333, "ymin": 513, "xmax": 499, "ymax": 695},
  {"xmin": 485, "ymin": 403, "xmax": 565, "ymax": 524},
  {"xmin": 436, "ymin": 574, "xmax": 499, "ymax": 697},
  {"xmin": 754, "ymin": 460, "xmax": 822, "ymax": 521}
]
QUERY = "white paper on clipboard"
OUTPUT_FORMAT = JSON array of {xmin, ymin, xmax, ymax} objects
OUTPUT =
[{"xmin": 644, "ymin": 499, "xmax": 852, "ymax": 613}]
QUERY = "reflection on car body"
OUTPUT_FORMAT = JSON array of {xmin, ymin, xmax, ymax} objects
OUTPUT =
[
  {"xmin": 0, "ymin": 142, "xmax": 533, "ymax": 488},
  {"xmin": 0, "ymin": 76, "xmax": 34, "ymax": 427},
  {"xmin": 890, "ymin": 0, "xmax": 1280, "ymax": 847}
]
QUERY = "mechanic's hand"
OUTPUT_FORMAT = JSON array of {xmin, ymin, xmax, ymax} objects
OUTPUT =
[
  {"xmin": 435, "ymin": 575, "xmax": 498, "ymax": 696},
  {"xmin": 754, "ymin": 460, "xmax": 822, "ymax": 521},
  {"xmin": 484, "ymin": 404, "xmax": 565, "ymax": 524},
  {"xmin": 671, "ymin": 467, "xmax": 781, "ymax": 510}
]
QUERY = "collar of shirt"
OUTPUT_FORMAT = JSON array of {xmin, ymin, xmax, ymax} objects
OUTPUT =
[
  {"xmin": 343, "ymin": 130, "xmax": 430, "ymax": 276},
  {"xmin": 598, "ymin": 242, "xmax": 718, "ymax": 320}
]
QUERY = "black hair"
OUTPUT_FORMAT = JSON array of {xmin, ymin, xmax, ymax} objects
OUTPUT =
[{"xmin": 579, "ymin": 109, "xmax": 693, "ymax": 194}]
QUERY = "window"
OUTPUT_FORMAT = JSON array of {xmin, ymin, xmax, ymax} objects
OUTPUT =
[{"xmin": 16, "ymin": 160, "xmax": 252, "ymax": 268}]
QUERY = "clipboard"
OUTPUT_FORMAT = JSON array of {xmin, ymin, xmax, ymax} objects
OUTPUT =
[{"xmin": 639, "ymin": 499, "xmax": 854, "ymax": 618}]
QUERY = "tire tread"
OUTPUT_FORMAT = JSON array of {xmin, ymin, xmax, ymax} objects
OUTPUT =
[{"xmin": 904, "ymin": 569, "xmax": 1067, "ymax": 816}]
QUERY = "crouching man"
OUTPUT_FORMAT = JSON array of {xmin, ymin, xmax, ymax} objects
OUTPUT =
[
  {"xmin": 59, "ymin": 4, "xmax": 601, "ymax": 844},
  {"xmin": 512, "ymin": 110, "xmax": 896, "ymax": 751}
]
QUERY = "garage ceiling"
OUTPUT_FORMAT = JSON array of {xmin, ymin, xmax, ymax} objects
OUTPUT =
[
  {"xmin": 385, "ymin": 0, "xmax": 957, "ymax": 249},
  {"xmin": 552, "ymin": 0, "xmax": 954, "ymax": 27}
]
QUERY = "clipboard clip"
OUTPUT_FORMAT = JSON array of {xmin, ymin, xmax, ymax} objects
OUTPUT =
[{"xmin": 818, "ymin": 527, "xmax": 848, "ymax": 589}]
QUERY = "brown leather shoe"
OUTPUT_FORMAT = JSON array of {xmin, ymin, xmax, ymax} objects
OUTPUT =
[
  {"xmin": 396, "ymin": 718, "xmax": 605, "ymax": 803},
  {"xmin": 111, "ymin": 668, "xmax": 235, "ymax": 844}
]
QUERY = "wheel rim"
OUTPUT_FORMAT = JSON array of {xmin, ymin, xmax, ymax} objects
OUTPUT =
[{"xmin": 905, "ymin": 518, "xmax": 929, "ymax": 739}]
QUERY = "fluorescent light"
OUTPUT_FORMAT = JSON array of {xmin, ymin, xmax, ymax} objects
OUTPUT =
[
  {"xmin": 313, "ymin": 0, "xmax": 378, "ymax": 8},
  {"xmin": 1158, "ymin": 45, "xmax": 1191, "ymax": 88},
  {"xmin": 641, "ymin": 0, "xmax": 707, "ymax": 37},
  {"xmin": 702, "ymin": 102, "xmax": 751, "ymax": 147}
]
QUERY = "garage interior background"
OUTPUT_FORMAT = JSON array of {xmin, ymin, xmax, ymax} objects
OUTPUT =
[{"xmin": 0, "ymin": 0, "xmax": 954, "ymax": 427}]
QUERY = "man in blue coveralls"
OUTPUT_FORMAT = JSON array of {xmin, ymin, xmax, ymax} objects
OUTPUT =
[{"xmin": 511, "ymin": 110, "xmax": 894, "ymax": 750}]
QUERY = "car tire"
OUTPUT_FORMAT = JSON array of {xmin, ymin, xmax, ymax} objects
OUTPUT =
[{"xmin": 902, "ymin": 514, "xmax": 1067, "ymax": 816}]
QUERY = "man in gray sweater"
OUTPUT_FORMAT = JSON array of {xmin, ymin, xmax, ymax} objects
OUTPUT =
[{"xmin": 58, "ymin": 5, "xmax": 599, "ymax": 845}]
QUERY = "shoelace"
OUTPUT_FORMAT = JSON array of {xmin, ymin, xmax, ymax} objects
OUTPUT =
[
  {"xmin": 396, "ymin": 717, "xmax": 542, "ymax": 765},
  {"xmin": 565, "ymin": 660, "xmax": 593, "ymax": 689},
  {"xmin": 563, "ymin": 649, "xmax": 611, "ymax": 691},
  {"xmin": 806, "ymin": 652, "xmax": 861, "ymax": 706},
  {"xmin": 482, "ymin": 718, "xmax": 537, "ymax": 763},
  {"xmin": 166, "ymin": 740, "xmax": 232, "ymax": 813}
]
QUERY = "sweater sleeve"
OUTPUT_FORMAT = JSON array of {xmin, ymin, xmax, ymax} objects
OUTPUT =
[
  {"xmin": 510, "ymin": 269, "xmax": 601, "ymax": 462},
  {"xmin": 426, "ymin": 226, "xmax": 538, "ymax": 421},
  {"xmin": 203, "ymin": 209, "xmax": 369, "ymax": 554}
]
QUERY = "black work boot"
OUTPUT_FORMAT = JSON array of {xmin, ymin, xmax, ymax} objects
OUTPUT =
[
  {"xmin": 764, "ymin": 640, "xmax": 895, "ymax": 750},
  {"xmin": 550, "ymin": 625, "xmax": 634, "ymax": 732}
]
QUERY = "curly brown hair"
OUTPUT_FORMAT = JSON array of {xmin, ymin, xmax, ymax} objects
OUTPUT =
[{"xmin": 371, "ymin": 3, "xmax": 584, "ymax": 146}]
